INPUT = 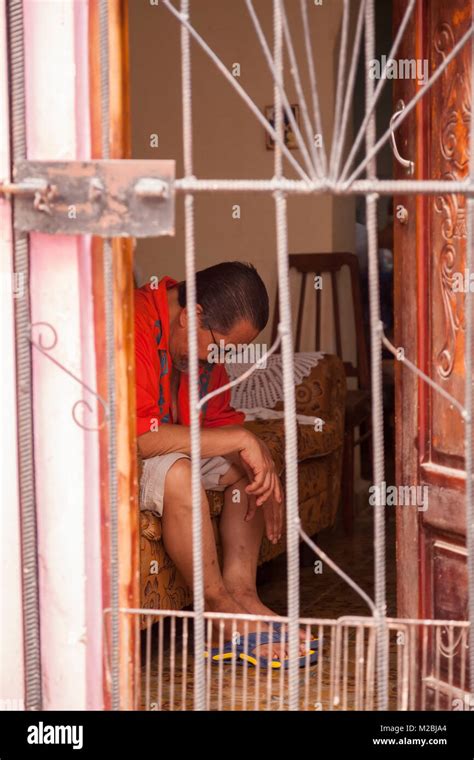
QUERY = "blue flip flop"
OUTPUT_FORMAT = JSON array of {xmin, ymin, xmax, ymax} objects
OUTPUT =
[
  {"xmin": 238, "ymin": 628, "xmax": 319, "ymax": 670},
  {"xmin": 204, "ymin": 638, "xmax": 242, "ymax": 665}
]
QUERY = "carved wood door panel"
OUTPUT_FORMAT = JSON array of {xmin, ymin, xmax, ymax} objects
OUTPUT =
[{"xmin": 394, "ymin": 0, "xmax": 471, "ymax": 706}]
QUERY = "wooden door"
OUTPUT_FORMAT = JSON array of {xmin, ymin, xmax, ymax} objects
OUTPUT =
[
  {"xmin": 394, "ymin": 0, "xmax": 471, "ymax": 705},
  {"xmin": 89, "ymin": 0, "xmax": 140, "ymax": 710}
]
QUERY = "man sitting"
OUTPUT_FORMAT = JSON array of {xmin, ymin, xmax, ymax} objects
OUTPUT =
[{"xmin": 135, "ymin": 261, "xmax": 314, "ymax": 667}]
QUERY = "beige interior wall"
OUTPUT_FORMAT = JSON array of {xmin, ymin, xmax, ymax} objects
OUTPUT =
[{"xmin": 128, "ymin": 0, "xmax": 356, "ymax": 357}]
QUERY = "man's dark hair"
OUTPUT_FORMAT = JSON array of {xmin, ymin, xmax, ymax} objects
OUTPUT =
[{"xmin": 177, "ymin": 261, "xmax": 269, "ymax": 335}]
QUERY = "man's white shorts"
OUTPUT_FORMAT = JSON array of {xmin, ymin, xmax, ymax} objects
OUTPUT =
[{"xmin": 139, "ymin": 453, "xmax": 232, "ymax": 516}]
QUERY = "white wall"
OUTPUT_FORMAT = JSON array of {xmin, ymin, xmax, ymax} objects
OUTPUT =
[
  {"xmin": 129, "ymin": 0, "xmax": 356, "ymax": 358},
  {"xmin": 23, "ymin": 0, "xmax": 102, "ymax": 710},
  {"xmin": 0, "ymin": 0, "xmax": 24, "ymax": 711}
]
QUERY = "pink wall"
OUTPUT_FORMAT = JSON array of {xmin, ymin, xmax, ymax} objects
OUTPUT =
[
  {"xmin": 0, "ymin": 0, "xmax": 25, "ymax": 710},
  {"xmin": 23, "ymin": 0, "xmax": 103, "ymax": 709}
]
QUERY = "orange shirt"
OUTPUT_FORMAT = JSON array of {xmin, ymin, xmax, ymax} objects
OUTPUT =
[{"xmin": 134, "ymin": 276, "xmax": 244, "ymax": 438}]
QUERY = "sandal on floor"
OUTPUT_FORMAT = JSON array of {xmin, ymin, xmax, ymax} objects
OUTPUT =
[
  {"xmin": 204, "ymin": 639, "xmax": 242, "ymax": 664},
  {"xmin": 238, "ymin": 629, "xmax": 319, "ymax": 670}
]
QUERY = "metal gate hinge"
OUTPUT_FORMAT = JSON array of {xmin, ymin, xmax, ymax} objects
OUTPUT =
[{"xmin": 2, "ymin": 159, "xmax": 175, "ymax": 237}]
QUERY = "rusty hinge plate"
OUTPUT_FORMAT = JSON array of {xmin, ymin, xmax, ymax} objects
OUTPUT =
[{"xmin": 12, "ymin": 159, "xmax": 175, "ymax": 237}]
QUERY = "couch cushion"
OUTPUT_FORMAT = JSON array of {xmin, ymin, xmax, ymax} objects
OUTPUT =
[{"xmin": 141, "ymin": 510, "xmax": 162, "ymax": 541}]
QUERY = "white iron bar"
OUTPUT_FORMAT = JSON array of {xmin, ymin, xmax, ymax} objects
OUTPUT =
[
  {"xmin": 299, "ymin": 0, "xmax": 327, "ymax": 174},
  {"xmin": 217, "ymin": 619, "xmax": 225, "ymax": 711},
  {"xmin": 342, "ymin": 626, "xmax": 351, "ymax": 710},
  {"xmin": 179, "ymin": 0, "xmax": 206, "ymax": 712},
  {"xmin": 254, "ymin": 619, "xmax": 262, "ymax": 710},
  {"xmin": 448, "ymin": 626, "xmax": 455, "ymax": 702},
  {"xmin": 145, "ymin": 622, "xmax": 152, "ymax": 709},
  {"xmin": 408, "ymin": 625, "xmax": 416, "ymax": 711},
  {"xmin": 162, "ymin": 0, "xmax": 312, "ymax": 183},
  {"xmin": 329, "ymin": 0, "xmax": 349, "ymax": 179},
  {"xmin": 169, "ymin": 615, "xmax": 176, "ymax": 710},
  {"xmin": 299, "ymin": 527, "xmax": 376, "ymax": 613},
  {"xmin": 157, "ymin": 617, "xmax": 164, "ymax": 710},
  {"xmin": 99, "ymin": 0, "xmax": 120, "ymax": 712},
  {"xmin": 230, "ymin": 619, "xmax": 238, "ymax": 711},
  {"xmin": 134, "ymin": 614, "xmax": 140, "ymax": 710},
  {"xmin": 339, "ymin": 0, "xmax": 416, "ymax": 183},
  {"xmin": 365, "ymin": 626, "xmax": 375, "ymax": 710},
  {"xmin": 280, "ymin": 0, "xmax": 324, "ymax": 177},
  {"xmin": 278, "ymin": 622, "xmax": 285, "ymax": 710},
  {"xmin": 273, "ymin": 0, "xmax": 284, "ymax": 182},
  {"xmin": 181, "ymin": 617, "xmax": 189, "ymax": 710},
  {"xmin": 316, "ymin": 624, "xmax": 324, "ymax": 708},
  {"xmin": 368, "ymin": 191, "xmax": 388, "ymax": 711},
  {"xmin": 331, "ymin": 0, "xmax": 366, "ymax": 181},
  {"xmin": 266, "ymin": 626, "xmax": 273, "ymax": 710},
  {"xmin": 395, "ymin": 624, "xmax": 404, "ymax": 710},
  {"xmin": 303, "ymin": 626, "xmax": 310, "ymax": 710},
  {"xmin": 435, "ymin": 627, "xmax": 441, "ymax": 711},
  {"xmin": 345, "ymin": 23, "xmax": 474, "ymax": 186},
  {"xmin": 242, "ymin": 619, "xmax": 250, "ymax": 709},
  {"xmin": 122, "ymin": 608, "xmax": 470, "ymax": 630},
  {"xmin": 333, "ymin": 621, "xmax": 343, "ymax": 708},
  {"xmin": 245, "ymin": 0, "xmax": 317, "ymax": 179},
  {"xmin": 329, "ymin": 623, "xmax": 336, "ymax": 710},
  {"xmin": 273, "ymin": 0, "xmax": 300, "ymax": 711},
  {"xmin": 205, "ymin": 618, "xmax": 212, "ymax": 710},
  {"xmin": 133, "ymin": 613, "xmax": 474, "ymax": 711},
  {"xmin": 364, "ymin": 0, "xmax": 388, "ymax": 712},
  {"xmin": 128, "ymin": 609, "xmax": 474, "ymax": 712},
  {"xmin": 353, "ymin": 625, "xmax": 362, "ymax": 710},
  {"xmin": 151, "ymin": 1, "xmax": 474, "ymax": 713},
  {"xmin": 342, "ymin": 626, "xmax": 350, "ymax": 710},
  {"xmin": 421, "ymin": 625, "xmax": 428, "ymax": 711},
  {"xmin": 175, "ymin": 177, "xmax": 474, "ymax": 194},
  {"xmin": 460, "ymin": 627, "xmax": 467, "ymax": 693},
  {"xmin": 382, "ymin": 330, "xmax": 468, "ymax": 420},
  {"xmin": 197, "ymin": 329, "xmax": 282, "ymax": 409}
]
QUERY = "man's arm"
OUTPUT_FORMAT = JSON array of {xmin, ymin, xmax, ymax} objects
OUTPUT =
[
  {"xmin": 137, "ymin": 423, "xmax": 283, "ymax": 507},
  {"xmin": 138, "ymin": 423, "xmax": 247, "ymax": 460}
]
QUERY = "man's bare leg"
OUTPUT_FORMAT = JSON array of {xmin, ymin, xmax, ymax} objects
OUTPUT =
[
  {"xmin": 219, "ymin": 473, "xmax": 269, "ymax": 613},
  {"xmin": 160, "ymin": 458, "xmax": 247, "ymax": 643},
  {"xmin": 161, "ymin": 458, "xmax": 306, "ymax": 660},
  {"xmin": 218, "ymin": 466, "xmax": 307, "ymax": 658}
]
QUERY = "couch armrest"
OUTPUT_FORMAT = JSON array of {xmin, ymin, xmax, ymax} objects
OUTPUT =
[{"xmin": 243, "ymin": 355, "xmax": 346, "ymax": 471}]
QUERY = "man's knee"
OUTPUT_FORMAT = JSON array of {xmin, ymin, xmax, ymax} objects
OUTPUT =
[
  {"xmin": 163, "ymin": 457, "xmax": 206, "ymax": 510},
  {"xmin": 164, "ymin": 457, "xmax": 192, "ymax": 497}
]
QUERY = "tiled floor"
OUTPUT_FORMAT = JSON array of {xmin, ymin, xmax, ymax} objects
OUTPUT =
[
  {"xmin": 258, "ymin": 495, "xmax": 396, "ymax": 621},
  {"xmin": 140, "ymin": 494, "xmax": 399, "ymax": 711}
]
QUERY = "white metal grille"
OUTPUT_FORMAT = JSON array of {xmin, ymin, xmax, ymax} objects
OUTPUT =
[
  {"xmin": 110, "ymin": 611, "xmax": 470, "ymax": 712},
  {"xmin": 99, "ymin": 0, "xmax": 474, "ymax": 710}
]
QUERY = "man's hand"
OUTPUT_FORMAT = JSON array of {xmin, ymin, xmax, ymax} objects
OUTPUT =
[
  {"xmin": 238, "ymin": 431, "xmax": 283, "ymax": 509},
  {"xmin": 262, "ymin": 495, "xmax": 284, "ymax": 544}
]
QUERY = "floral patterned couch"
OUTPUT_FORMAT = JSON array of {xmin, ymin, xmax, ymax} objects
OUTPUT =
[{"xmin": 139, "ymin": 354, "xmax": 346, "ymax": 626}]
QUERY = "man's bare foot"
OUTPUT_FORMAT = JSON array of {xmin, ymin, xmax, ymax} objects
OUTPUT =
[
  {"xmin": 205, "ymin": 590, "xmax": 309, "ymax": 662},
  {"xmin": 222, "ymin": 586, "xmax": 314, "ymax": 661},
  {"xmin": 226, "ymin": 587, "xmax": 311, "ymax": 639},
  {"xmin": 205, "ymin": 591, "xmax": 248, "ymax": 644}
]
